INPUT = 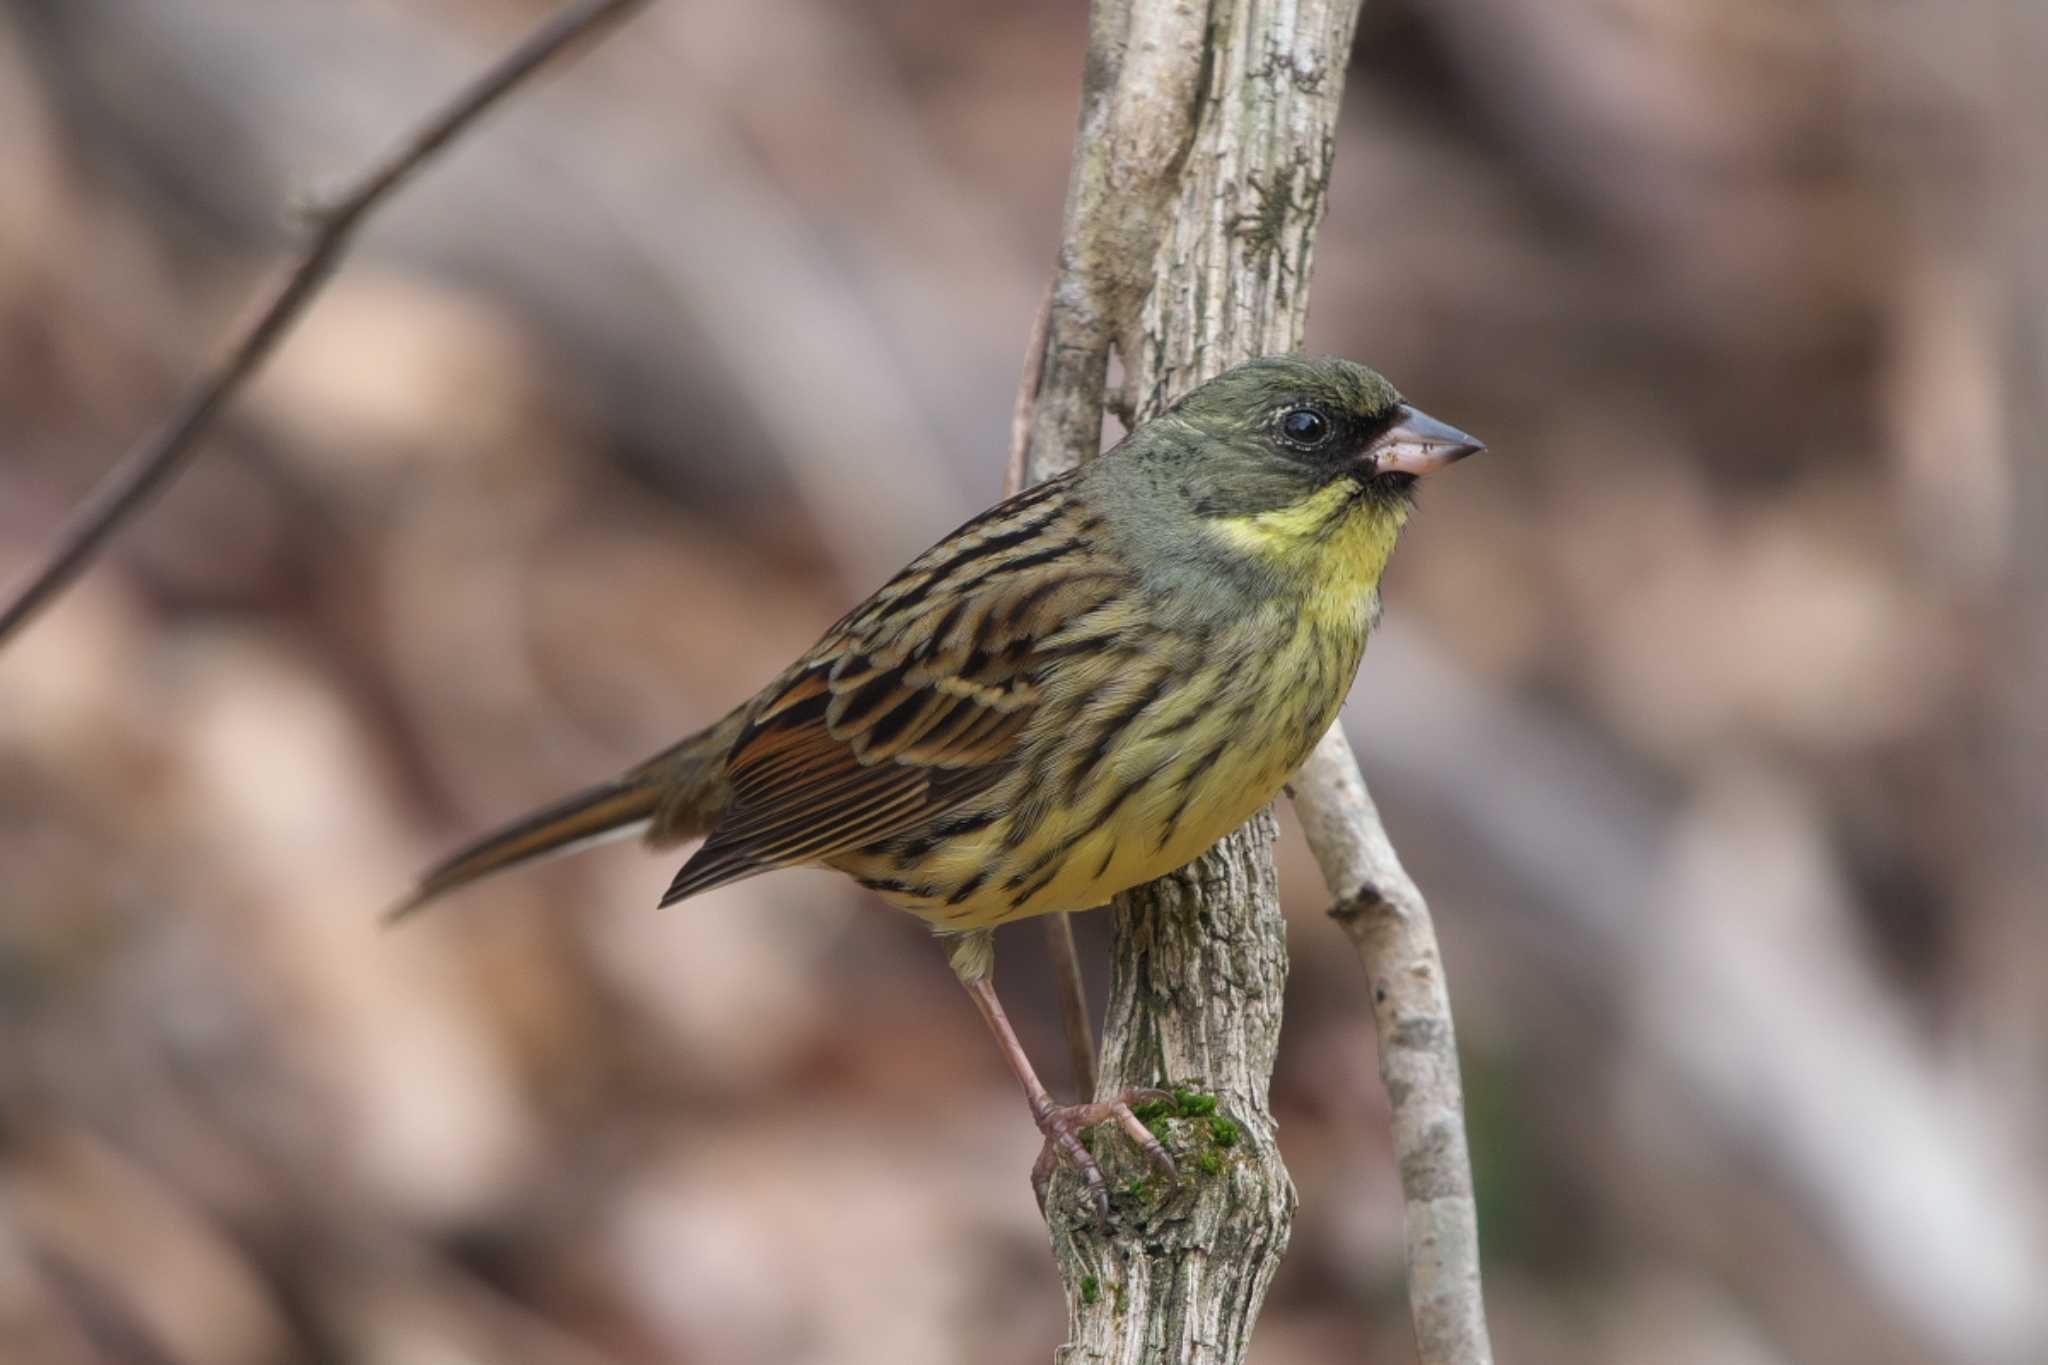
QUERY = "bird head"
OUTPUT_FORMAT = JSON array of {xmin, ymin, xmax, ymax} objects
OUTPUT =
[{"xmin": 1095, "ymin": 355, "xmax": 1482, "ymax": 602}]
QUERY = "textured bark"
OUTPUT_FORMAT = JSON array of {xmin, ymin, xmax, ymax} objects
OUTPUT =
[
  {"xmin": 1049, "ymin": 811, "xmax": 1292, "ymax": 1365},
  {"xmin": 1116, "ymin": 3, "xmax": 1362, "ymax": 421},
  {"xmin": 1025, "ymin": 1, "xmax": 1211, "ymax": 482},
  {"xmin": 1295, "ymin": 730, "xmax": 1496, "ymax": 1365},
  {"xmin": 1037, "ymin": 2, "xmax": 1367, "ymax": 1361}
]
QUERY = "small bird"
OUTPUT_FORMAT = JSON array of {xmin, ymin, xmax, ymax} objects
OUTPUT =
[{"xmin": 392, "ymin": 354, "xmax": 1480, "ymax": 1213}]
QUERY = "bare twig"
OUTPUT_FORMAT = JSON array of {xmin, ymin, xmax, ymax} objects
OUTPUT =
[
  {"xmin": 1293, "ymin": 728, "xmax": 1495, "ymax": 1365},
  {"xmin": 1038, "ymin": 911, "xmax": 1097, "ymax": 1099},
  {"xmin": 1005, "ymin": 284, "xmax": 1055, "ymax": 497},
  {"xmin": 1356, "ymin": 622, "xmax": 2043, "ymax": 1362},
  {"xmin": 0, "ymin": 0, "xmax": 652, "ymax": 648}
]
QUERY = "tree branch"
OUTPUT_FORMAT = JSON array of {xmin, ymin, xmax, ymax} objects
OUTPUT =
[
  {"xmin": 1026, "ymin": 4, "xmax": 1495, "ymax": 1363},
  {"xmin": 1023, "ymin": 0, "xmax": 1210, "ymax": 482},
  {"xmin": 0, "ymin": 0, "xmax": 651, "ymax": 648},
  {"xmin": 1022, "ymin": 2, "xmax": 1494, "ymax": 1359},
  {"xmin": 1293, "ymin": 728, "xmax": 1496, "ymax": 1365}
]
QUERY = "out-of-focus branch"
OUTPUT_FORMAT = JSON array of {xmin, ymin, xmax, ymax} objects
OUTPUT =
[
  {"xmin": 1293, "ymin": 728, "xmax": 1496, "ymax": 1365},
  {"xmin": 0, "ymin": 0, "xmax": 651, "ymax": 648}
]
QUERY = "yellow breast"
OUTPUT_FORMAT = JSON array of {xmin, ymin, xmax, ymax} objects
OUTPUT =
[
  {"xmin": 868, "ymin": 599, "xmax": 1370, "ymax": 930},
  {"xmin": 841, "ymin": 484, "xmax": 1395, "ymax": 930},
  {"xmin": 1207, "ymin": 479, "xmax": 1405, "ymax": 636}
]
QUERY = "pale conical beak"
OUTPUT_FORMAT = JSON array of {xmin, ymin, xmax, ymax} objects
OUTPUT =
[{"xmin": 1369, "ymin": 404, "xmax": 1485, "ymax": 477}]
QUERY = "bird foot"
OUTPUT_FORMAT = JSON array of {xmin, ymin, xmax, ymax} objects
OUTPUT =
[{"xmin": 1029, "ymin": 1087, "xmax": 1181, "ymax": 1219}]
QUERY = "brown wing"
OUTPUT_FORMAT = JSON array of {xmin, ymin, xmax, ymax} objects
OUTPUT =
[{"xmin": 658, "ymin": 478, "xmax": 1123, "ymax": 906}]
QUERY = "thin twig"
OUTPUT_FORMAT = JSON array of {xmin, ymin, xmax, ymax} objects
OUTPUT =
[
  {"xmin": 1005, "ymin": 285, "xmax": 1054, "ymax": 496},
  {"xmin": 1038, "ymin": 913, "xmax": 1096, "ymax": 1098},
  {"xmin": 0, "ymin": 0, "xmax": 652, "ymax": 648},
  {"xmin": 1291, "ymin": 727, "xmax": 1496, "ymax": 1365},
  {"xmin": 1005, "ymin": 285, "xmax": 1101, "ymax": 1099}
]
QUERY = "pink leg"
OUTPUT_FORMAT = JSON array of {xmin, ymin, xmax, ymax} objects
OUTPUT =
[{"xmin": 958, "ymin": 970, "xmax": 1178, "ymax": 1218}]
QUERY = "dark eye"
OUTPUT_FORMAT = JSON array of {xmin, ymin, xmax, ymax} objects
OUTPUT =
[{"xmin": 1279, "ymin": 407, "xmax": 1331, "ymax": 446}]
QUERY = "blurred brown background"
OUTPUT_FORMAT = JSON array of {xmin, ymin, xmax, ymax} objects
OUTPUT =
[{"xmin": 2, "ymin": 1, "xmax": 2044, "ymax": 1362}]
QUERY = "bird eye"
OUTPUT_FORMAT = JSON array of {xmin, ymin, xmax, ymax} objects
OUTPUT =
[{"xmin": 1279, "ymin": 407, "xmax": 1331, "ymax": 446}]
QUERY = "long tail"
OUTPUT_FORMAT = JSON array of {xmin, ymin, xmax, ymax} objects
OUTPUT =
[
  {"xmin": 385, "ymin": 711, "xmax": 745, "ymax": 922},
  {"xmin": 384, "ymin": 774, "xmax": 662, "ymax": 922}
]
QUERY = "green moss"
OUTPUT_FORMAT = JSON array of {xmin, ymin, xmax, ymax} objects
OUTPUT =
[
  {"xmin": 1146, "ymin": 1117, "xmax": 1173, "ymax": 1145},
  {"xmin": 1122, "ymin": 1177, "xmax": 1149, "ymax": 1201},
  {"xmin": 1197, "ymin": 1149, "xmax": 1224, "ymax": 1177},
  {"xmin": 1209, "ymin": 1117, "xmax": 1241, "ymax": 1148},
  {"xmin": 1131, "ymin": 1098, "xmax": 1173, "ymax": 1122},
  {"xmin": 1079, "ymin": 1276, "xmax": 1101, "ymax": 1306},
  {"xmin": 1174, "ymin": 1090, "xmax": 1218, "ymax": 1117}
]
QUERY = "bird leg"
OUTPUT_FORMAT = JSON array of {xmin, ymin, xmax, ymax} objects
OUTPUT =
[{"xmin": 946, "ymin": 931, "xmax": 1177, "ymax": 1219}]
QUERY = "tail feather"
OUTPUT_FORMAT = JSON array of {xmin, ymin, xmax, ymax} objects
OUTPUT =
[
  {"xmin": 385, "ymin": 775, "xmax": 664, "ymax": 923},
  {"xmin": 387, "ymin": 708, "xmax": 750, "ymax": 924}
]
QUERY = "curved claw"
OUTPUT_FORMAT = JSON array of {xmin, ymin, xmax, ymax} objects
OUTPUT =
[
  {"xmin": 1115, "ymin": 1102, "xmax": 1180, "ymax": 1183},
  {"xmin": 1036, "ymin": 1104, "xmax": 1114, "ymax": 1220},
  {"xmin": 1033, "ymin": 1087, "xmax": 1182, "ymax": 1221},
  {"xmin": 1053, "ymin": 1115, "xmax": 1113, "ymax": 1219}
]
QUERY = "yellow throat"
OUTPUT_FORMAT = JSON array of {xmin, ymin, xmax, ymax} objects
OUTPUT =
[{"xmin": 1207, "ymin": 478, "xmax": 1408, "ymax": 630}]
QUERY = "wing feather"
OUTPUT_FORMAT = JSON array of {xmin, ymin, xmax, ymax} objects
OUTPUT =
[{"xmin": 660, "ymin": 477, "xmax": 1125, "ymax": 907}]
